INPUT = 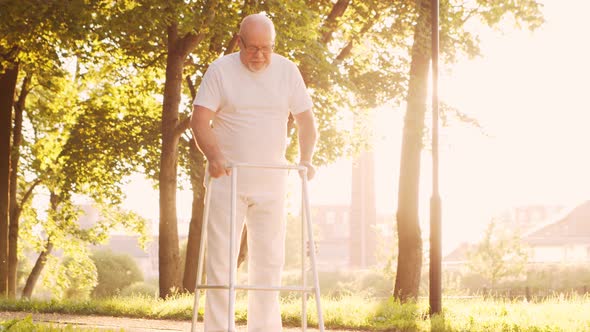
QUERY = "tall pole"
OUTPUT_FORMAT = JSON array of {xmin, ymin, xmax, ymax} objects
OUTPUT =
[{"xmin": 429, "ymin": 0, "xmax": 442, "ymax": 315}]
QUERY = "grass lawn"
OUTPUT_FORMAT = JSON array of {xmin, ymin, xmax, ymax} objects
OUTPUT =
[
  {"xmin": 0, "ymin": 315, "xmax": 120, "ymax": 331},
  {"xmin": 1, "ymin": 294, "xmax": 589, "ymax": 331}
]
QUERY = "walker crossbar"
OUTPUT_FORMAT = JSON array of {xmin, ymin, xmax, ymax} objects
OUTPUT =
[
  {"xmin": 190, "ymin": 163, "xmax": 325, "ymax": 332},
  {"xmin": 195, "ymin": 284, "xmax": 315, "ymax": 292}
]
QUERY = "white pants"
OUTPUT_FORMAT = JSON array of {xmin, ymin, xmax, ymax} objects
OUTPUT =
[{"xmin": 204, "ymin": 169, "xmax": 287, "ymax": 332}]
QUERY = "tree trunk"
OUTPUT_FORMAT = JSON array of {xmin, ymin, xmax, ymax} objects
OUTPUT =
[
  {"xmin": 159, "ymin": 42, "xmax": 185, "ymax": 297},
  {"xmin": 8, "ymin": 73, "xmax": 30, "ymax": 298},
  {"xmin": 21, "ymin": 239, "xmax": 53, "ymax": 299},
  {"xmin": 0, "ymin": 62, "xmax": 19, "ymax": 296},
  {"xmin": 393, "ymin": 0, "xmax": 431, "ymax": 302},
  {"xmin": 182, "ymin": 139, "xmax": 206, "ymax": 292}
]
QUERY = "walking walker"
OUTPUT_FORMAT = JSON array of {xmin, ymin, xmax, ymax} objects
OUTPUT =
[{"xmin": 190, "ymin": 162, "xmax": 325, "ymax": 332}]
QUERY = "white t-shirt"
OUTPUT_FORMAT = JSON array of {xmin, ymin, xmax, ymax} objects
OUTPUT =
[{"xmin": 193, "ymin": 52, "xmax": 313, "ymax": 165}]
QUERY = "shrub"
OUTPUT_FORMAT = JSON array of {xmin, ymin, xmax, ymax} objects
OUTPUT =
[
  {"xmin": 91, "ymin": 250, "xmax": 143, "ymax": 298},
  {"xmin": 120, "ymin": 281, "xmax": 158, "ymax": 298}
]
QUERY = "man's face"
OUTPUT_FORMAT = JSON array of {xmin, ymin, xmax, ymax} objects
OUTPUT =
[{"xmin": 238, "ymin": 32, "xmax": 274, "ymax": 72}]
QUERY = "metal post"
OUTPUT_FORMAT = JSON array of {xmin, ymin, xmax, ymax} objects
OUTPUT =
[
  {"xmin": 429, "ymin": 0, "xmax": 442, "ymax": 316},
  {"xmin": 191, "ymin": 176, "xmax": 213, "ymax": 332},
  {"xmin": 301, "ymin": 192, "xmax": 307, "ymax": 331},
  {"xmin": 228, "ymin": 166, "xmax": 238, "ymax": 329},
  {"xmin": 301, "ymin": 170, "xmax": 325, "ymax": 331}
]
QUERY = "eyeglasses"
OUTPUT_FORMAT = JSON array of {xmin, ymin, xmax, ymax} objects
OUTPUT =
[{"xmin": 239, "ymin": 36, "xmax": 274, "ymax": 55}]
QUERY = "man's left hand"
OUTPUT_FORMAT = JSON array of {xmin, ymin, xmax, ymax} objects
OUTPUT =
[{"xmin": 299, "ymin": 161, "xmax": 316, "ymax": 181}]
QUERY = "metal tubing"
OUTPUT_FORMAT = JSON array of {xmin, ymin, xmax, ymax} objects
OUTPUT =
[
  {"xmin": 301, "ymin": 171, "xmax": 325, "ymax": 331},
  {"xmin": 301, "ymin": 193, "xmax": 307, "ymax": 331},
  {"xmin": 190, "ymin": 163, "xmax": 323, "ymax": 332},
  {"xmin": 228, "ymin": 166, "xmax": 237, "ymax": 330},
  {"xmin": 191, "ymin": 175, "xmax": 213, "ymax": 332},
  {"xmin": 193, "ymin": 284, "xmax": 314, "ymax": 292},
  {"xmin": 226, "ymin": 161, "xmax": 306, "ymax": 171}
]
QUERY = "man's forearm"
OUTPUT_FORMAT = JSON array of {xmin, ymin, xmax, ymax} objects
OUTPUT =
[
  {"xmin": 191, "ymin": 123, "xmax": 223, "ymax": 162},
  {"xmin": 190, "ymin": 106, "xmax": 223, "ymax": 161},
  {"xmin": 298, "ymin": 123, "xmax": 317, "ymax": 163}
]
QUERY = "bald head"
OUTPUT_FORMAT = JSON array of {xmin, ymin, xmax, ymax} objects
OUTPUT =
[
  {"xmin": 239, "ymin": 13, "xmax": 276, "ymax": 41},
  {"xmin": 238, "ymin": 13, "xmax": 276, "ymax": 72}
]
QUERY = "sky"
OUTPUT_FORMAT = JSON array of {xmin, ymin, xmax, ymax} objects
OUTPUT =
[{"xmin": 123, "ymin": 0, "xmax": 590, "ymax": 253}]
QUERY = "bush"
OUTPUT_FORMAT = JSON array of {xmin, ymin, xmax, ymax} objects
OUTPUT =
[
  {"xmin": 281, "ymin": 269, "xmax": 392, "ymax": 299},
  {"xmin": 120, "ymin": 281, "xmax": 158, "ymax": 298},
  {"xmin": 91, "ymin": 250, "xmax": 143, "ymax": 298}
]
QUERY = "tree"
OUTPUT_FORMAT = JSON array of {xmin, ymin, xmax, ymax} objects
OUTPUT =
[
  {"xmin": 467, "ymin": 220, "xmax": 528, "ymax": 289},
  {"xmin": 0, "ymin": 61, "xmax": 17, "ymax": 296},
  {"xmin": 15, "ymin": 59, "xmax": 154, "ymax": 298},
  {"xmin": 0, "ymin": 0, "xmax": 103, "ymax": 297},
  {"xmin": 394, "ymin": 0, "xmax": 431, "ymax": 301},
  {"xmin": 99, "ymin": 0, "xmax": 417, "ymax": 298},
  {"xmin": 8, "ymin": 73, "xmax": 32, "ymax": 298},
  {"xmin": 393, "ymin": 0, "xmax": 543, "ymax": 301}
]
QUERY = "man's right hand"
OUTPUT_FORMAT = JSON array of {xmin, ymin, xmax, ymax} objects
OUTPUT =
[{"xmin": 208, "ymin": 158, "xmax": 231, "ymax": 178}]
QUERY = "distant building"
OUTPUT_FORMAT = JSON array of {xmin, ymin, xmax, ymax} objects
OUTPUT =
[
  {"xmin": 444, "ymin": 202, "xmax": 590, "ymax": 266},
  {"xmin": 523, "ymin": 200, "xmax": 590, "ymax": 263}
]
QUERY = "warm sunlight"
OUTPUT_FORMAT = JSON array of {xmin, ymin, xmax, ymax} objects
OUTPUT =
[
  {"xmin": 122, "ymin": 0, "xmax": 590, "ymax": 255},
  {"xmin": 6, "ymin": 0, "xmax": 590, "ymax": 330}
]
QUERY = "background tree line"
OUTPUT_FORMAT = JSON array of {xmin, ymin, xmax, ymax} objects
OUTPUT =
[{"xmin": 1, "ymin": 0, "xmax": 543, "ymax": 301}]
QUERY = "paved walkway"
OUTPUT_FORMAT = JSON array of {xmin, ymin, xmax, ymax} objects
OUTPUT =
[{"xmin": 0, "ymin": 311, "xmax": 362, "ymax": 331}]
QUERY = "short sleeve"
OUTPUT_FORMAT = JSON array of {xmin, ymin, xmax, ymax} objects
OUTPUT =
[
  {"xmin": 288, "ymin": 63, "xmax": 313, "ymax": 115},
  {"xmin": 193, "ymin": 64, "xmax": 222, "ymax": 112}
]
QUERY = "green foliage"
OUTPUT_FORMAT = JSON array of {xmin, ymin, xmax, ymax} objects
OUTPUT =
[
  {"xmin": 40, "ymin": 253, "xmax": 98, "ymax": 301},
  {"xmin": 467, "ymin": 220, "xmax": 529, "ymax": 288},
  {"xmin": 60, "ymin": 65, "xmax": 162, "ymax": 201},
  {"xmin": 91, "ymin": 250, "xmax": 143, "ymax": 298},
  {"xmin": 120, "ymin": 281, "xmax": 158, "ymax": 298},
  {"xmin": 0, "ymin": 0, "xmax": 101, "ymax": 71}
]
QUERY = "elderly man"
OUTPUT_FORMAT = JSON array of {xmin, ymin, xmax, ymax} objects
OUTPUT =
[{"xmin": 190, "ymin": 13, "xmax": 317, "ymax": 332}]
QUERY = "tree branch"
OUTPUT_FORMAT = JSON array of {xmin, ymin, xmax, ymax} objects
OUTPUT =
[
  {"xmin": 14, "ymin": 73, "xmax": 32, "ymax": 113},
  {"xmin": 180, "ymin": 0, "xmax": 220, "ymax": 56},
  {"xmin": 321, "ymin": 0, "xmax": 351, "ymax": 44},
  {"xmin": 332, "ymin": 11, "xmax": 381, "ymax": 64},
  {"xmin": 175, "ymin": 116, "xmax": 192, "ymax": 138},
  {"xmin": 136, "ymin": 51, "xmax": 167, "ymax": 69},
  {"xmin": 186, "ymin": 75, "xmax": 196, "ymax": 100},
  {"xmin": 19, "ymin": 178, "xmax": 42, "ymax": 210}
]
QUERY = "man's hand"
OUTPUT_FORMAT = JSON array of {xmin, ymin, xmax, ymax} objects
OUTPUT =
[
  {"xmin": 299, "ymin": 161, "xmax": 316, "ymax": 181},
  {"xmin": 208, "ymin": 158, "xmax": 231, "ymax": 178}
]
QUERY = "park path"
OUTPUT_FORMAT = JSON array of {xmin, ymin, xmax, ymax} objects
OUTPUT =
[{"xmin": 0, "ymin": 311, "xmax": 365, "ymax": 332}]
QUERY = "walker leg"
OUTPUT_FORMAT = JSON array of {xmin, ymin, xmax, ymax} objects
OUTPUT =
[
  {"xmin": 191, "ymin": 176, "xmax": 213, "ymax": 332},
  {"xmin": 228, "ymin": 167, "xmax": 238, "ymax": 331},
  {"xmin": 301, "ymin": 196, "xmax": 307, "ymax": 331},
  {"xmin": 301, "ymin": 174, "xmax": 325, "ymax": 331}
]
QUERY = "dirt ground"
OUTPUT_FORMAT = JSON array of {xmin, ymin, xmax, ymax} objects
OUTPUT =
[{"xmin": 0, "ymin": 311, "xmax": 362, "ymax": 331}]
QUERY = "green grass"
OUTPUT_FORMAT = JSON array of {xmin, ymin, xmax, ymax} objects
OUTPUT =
[
  {"xmin": 0, "ymin": 315, "xmax": 122, "ymax": 331},
  {"xmin": 1, "ymin": 294, "xmax": 590, "ymax": 331}
]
